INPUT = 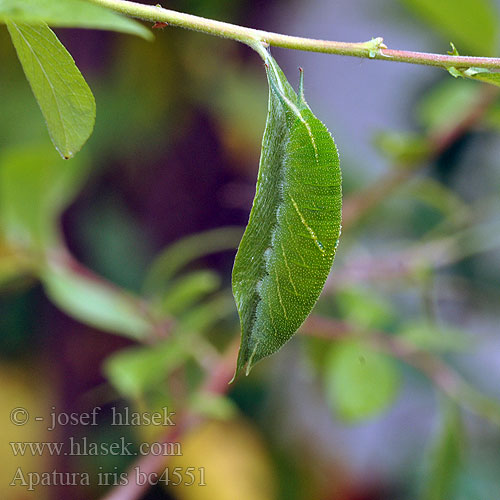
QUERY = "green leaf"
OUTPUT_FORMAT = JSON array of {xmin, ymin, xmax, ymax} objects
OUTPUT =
[
  {"xmin": 401, "ymin": 0, "xmax": 498, "ymax": 55},
  {"xmin": 421, "ymin": 401, "xmax": 463, "ymax": 500},
  {"xmin": 0, "ymin": 0, "xmax": 152, "ymax": 40},
  {"xmin": 409, "ymin": 178, "xmax": 467, "ymax": 219},
  {"xmin": 373, "ymin": 130, "xmax": 430, "ymax": 166},
  {"xmin": 189, "ymin": 393, "xmax": 238, "ymax": 421},
  {"xmin": 335, "ymin": 285, "xmax": 396, "ymax": 331},
  {"xmin": 324, "ymin": 340, "xmax": 400, "ymax": 422},
  {"xmin": 417, "ymin": 79, "xmax": 479, "ymax": 133},
  {"xmin": 143, "ymin": 227, "xmax": 243, "ymax": 296},
  {"xmin": 461, "ymin": 68, "xmax": 500, "ymax": 88},
  {"xmin": 7, "ymin": 21, "xmax": 96, "ymax": 158},
  {"xmin": 104, "ymin": 295, "xmax": 234, "ymax": 397},
  {"xmin": 447, "ymin": 66, "xmax": 463, "ymax": 79},
  {"xmin": 232, "ymin": 48, "xmax": 342, "ymax": 375},
  {"xmin": 446, "ymin": 66, "xmax": 500, "ymax": 88},
  {"xmin": 399, "ymin": 321, "xmax": 470, "ymax": 353},
  {"xmin": 104, "ymin": 338, "xmax": 191, "ymax": 398},
  {"xmin": 0, "ymin": 144, "xmax": 89, "ymax": 250},
  {"xmin": 41, "ymin": 262, "xmax": 150, "ymax": 340},
  {"xmin": 159, "ymin": 270, "xmax": 221, "ymax": 316},
  {"xmin": 174, "ymin": 294, "xmax": 235, "ymax": 334}
]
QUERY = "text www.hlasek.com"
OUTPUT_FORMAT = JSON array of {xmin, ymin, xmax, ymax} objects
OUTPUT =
[{"xmin": 10, "ymin": 437, "xmax": 182, "ymax": 457}]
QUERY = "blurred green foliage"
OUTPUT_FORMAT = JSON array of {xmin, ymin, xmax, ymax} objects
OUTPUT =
[
  {"xmin": 401, "ymin": 0, "xmax": 498, "ymax": 55},
  {"xmin": 324, "ymin": 339, "xmax": 400, "ymax": 422},
  {"xmin": 1, "ymin": 0, "xmax": 500, "ymax": 499}
]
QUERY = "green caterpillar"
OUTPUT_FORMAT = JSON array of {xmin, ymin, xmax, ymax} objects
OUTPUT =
[{"xmin": 232, "ymin": 48, "xmax": 342, "ymax": 375}]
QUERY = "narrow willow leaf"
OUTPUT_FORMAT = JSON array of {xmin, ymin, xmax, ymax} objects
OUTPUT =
[
  {"xmin": 143, "ymin": 226, "xmax": 243, "ymax": 296},
  {"xmin": 159, "ymin": 270, "xmax": 221, "ymax": 316},
  {"xmin": 0, "ymin": 0, "xmax": 152, "ymax": 40},
  {"xmin": 232, "ymin": 49, "xmax": 342, "ymax": 375},
  {"xmin": 7, "ymin": 21, "xmax": 96, "ymax": 158},
  {"xmin": 104, "ymin": 338, "xmax": 191, "ymax": 398},
  {"xmin": 42, "ymin": 262, "xmax": 150, "ymax": 340}
]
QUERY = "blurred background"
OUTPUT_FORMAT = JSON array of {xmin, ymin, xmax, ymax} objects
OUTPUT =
[{"xmin": 1, "ymin": 0, "xmax": 500, "ymax": 499}]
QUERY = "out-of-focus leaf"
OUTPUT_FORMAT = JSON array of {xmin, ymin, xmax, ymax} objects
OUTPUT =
[
  {"xmin": 233, "ymin": 49, "xmax": 342, "ymax": 375},
  {"xmin": 7, "ymin": 22, "xmax": 95, "ymax": 158},
  {"xmin": 373, "ymin": 130, "xmax": 430, "ymax": 165},
  {"xmin": 189, "ymin": 393, "xmax": 238, "ymax": 421},
  {"xmin": 335, "ymin": 286, "xmax": 396, "ymax": 331},
  {"xmin": 400, "ymin": 0, "xmax": 498, "ymax": 55},
  {"xmin": 417, "ymin": 79, "xmax": 479, "ymax": 133},
  {"xmin": 450, "ymin": 219, "xmax": 500, "ymax": 261},
  {"xmin": 421, "ymin": 401, "xmax": 463, "ymax": 500},
  {"xmin": 0, "ymin": 145, "xmax": 89, "ymax": 250},
  {"xmin": 104, "ymin": 296, "xmax": 234, "ymax": 401},
  {"xmin": 0, "ymin": 0, "xmax": 152, "ymax": 40},
  {"xmin": 41, "ymin": 262, "xmax": 150, "ymax": 340},
  {"xmin": 72, "ymin": 194, "xmax": 154, "ymax": 291},
  {"xmin": 485, "ymin": 100, "xmax": 500, "ymax": 129},
  {"xmin": 104, "ymin": 293, "xmax": 234, "ymax": 403},
  {"xmin": 173, "ymin": 294, "xmax": 235, "ymax": 335},
  {"xmin": 143, "ymin": 227, "xmax": 243, "ymax": 295},
  {"xmin": 324, "ymin": 340, "xmax": 400, "ymax": 422},
  {"xmin": 400, "ymin": 321, "xmax": 470, "ymax": 352},
  {"xmin": 170, "ymin": 419, "xmax": 276, "ymax": 500},
  {"xmin": 409, "ymin": 179, "xmax": 467, "ymax": 219},
  {"xmin": 159, "ymin": 270, "xmax": 221, "ymax": 316},
  {"xmin": 104, "ymin": 338, "xmax": 191, "ymax": 398}
]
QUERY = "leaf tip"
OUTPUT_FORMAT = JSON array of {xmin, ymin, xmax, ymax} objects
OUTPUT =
[{"xmin": 55, "ymin": 145, "xmax": 73, "ymax": 160}]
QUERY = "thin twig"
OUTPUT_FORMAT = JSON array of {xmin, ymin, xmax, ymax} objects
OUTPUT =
[{"xmin": 86, "ymin": 0, "xmax": 500, "ymax": 70}]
